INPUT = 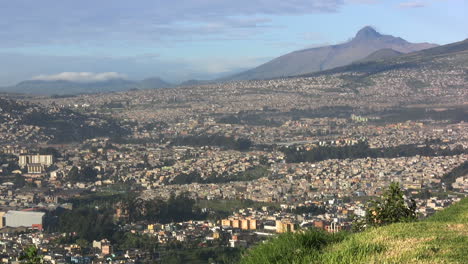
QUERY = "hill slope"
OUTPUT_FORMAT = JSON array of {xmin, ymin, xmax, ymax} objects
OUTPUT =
[
  {"xmin": 358, "ymin": 48, "xmax": 403, "ymax": 62},
  {"xmin": 302, "ymin": 38, "xmax": 468, "ymax": 78},
  {"xmin": 0, "ymin": 77, "xmax": 172, "ymax": 96},
  {"xmin": 225, "ymin": 26, "xmax": 437, "ymax": 81},
  {"xmin": 240, "ymin": 198, "xmax": 468, "ymax": 264},
  {"xmin": 0, "ymin": 97, "xmax": 128, "ymax": 144}
]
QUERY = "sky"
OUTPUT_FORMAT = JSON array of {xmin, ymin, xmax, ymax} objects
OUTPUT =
[{"xmin": 0, "ymin": 0, "xmax": 466, "ymax": 86}]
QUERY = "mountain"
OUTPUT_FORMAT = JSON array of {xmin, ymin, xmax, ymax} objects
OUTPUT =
[
  {"xmin": 178, "ymin": 79, "xmax": 214, "ymax": 86},
  {"xmin": 241, "ymin": 198, "xmax": 468, "ymax": 264},
  {"xmin": 225, "ymin": 26, "xmax": 437, "ymax": 81},
  {"xmin": 0, "ymin": 77, "xmax": 172, "ymax": 96},
  {"xmin": 358, "ymin": 48, "xmax": 403, "ymax": 62},
  {"xmin": 139, "ymin": 77, "xmax": 173, "ymax": 89},
  {"xmin": 301, "ymin": 38, "xmax": 468, "ymax": 78},
  {"xmin": 9, "ymin": 79, "xmax": 137, "ymax": 95}
]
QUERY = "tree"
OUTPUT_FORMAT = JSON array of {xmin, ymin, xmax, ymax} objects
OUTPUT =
[
  {"xmin": 67, "ymin": 166, "xmax": 98, "ymax": 183},
  {"xmin": 19, "ymin": 246, "xmax": 43, "ymax": 264},
  {"xmin": 14, "ymin": 174, "xmax": 26, "ymax": 188},
  {"xmin": 67, "ymin": 166, "xmax": 80, "ymax": 182},
  {"xmin": 81, "ymin": 166, "xmax": 98, "ymax": 182},
  {"xmin": 363, "ymin": 182, "xmax": 417, "ymax": 228}
]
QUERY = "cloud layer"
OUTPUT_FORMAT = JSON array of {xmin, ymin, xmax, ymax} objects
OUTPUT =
[
  {"xmin": 399, "ymin": 1, "xmax": 426, "ymax": 8},
  {"xmin": 0, "ymin": 0, "xmax": 344, "ymax": 47},
  {"xmin": 32, "ymin": 72, "xmax": 127, "ymax": 83}
]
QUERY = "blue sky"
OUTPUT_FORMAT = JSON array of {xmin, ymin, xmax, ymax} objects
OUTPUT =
[{"xmin": 0, "ymin": 0, "xmax": 466, "ymax": 85}]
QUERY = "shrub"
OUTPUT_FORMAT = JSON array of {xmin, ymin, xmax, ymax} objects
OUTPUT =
[{"xmin": 364, "ymin": 182, "xmax": 417, "ymax": 227}]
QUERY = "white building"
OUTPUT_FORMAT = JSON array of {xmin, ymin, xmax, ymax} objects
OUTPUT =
[
  {"xmin": 4, "ymin": 211, "xmax": 45, "ymax": 229},
  {"xmin": 19, "ymin": 154, "xmax": 53, "ymax": 168}
]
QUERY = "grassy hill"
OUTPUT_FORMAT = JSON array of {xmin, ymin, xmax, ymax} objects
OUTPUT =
[{"xmin": 240, "ymin": 198, "xmax": 468, "ymax": 264}]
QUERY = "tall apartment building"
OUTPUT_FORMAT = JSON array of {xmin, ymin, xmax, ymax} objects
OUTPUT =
[
  {"xmin": 19, "ymin": 154, "xmax": 53, "ymax": 168},
  {"xmin": 221, "ymin": 218, "xmax": 258, "ymax": 230}
]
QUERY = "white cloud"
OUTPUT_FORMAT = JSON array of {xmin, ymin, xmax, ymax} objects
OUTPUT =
[
  {"xmin": 32, "ymin": 72, "xmax": 127, "ymax": 82},
  {"xmin": 399, "ymin": 1, "xmax": 426, "ymax": 8}
]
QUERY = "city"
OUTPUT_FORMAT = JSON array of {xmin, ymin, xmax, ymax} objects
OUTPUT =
[{"xmin": 0, "ymin": 1, "xmax": 467, "ymax": 263}]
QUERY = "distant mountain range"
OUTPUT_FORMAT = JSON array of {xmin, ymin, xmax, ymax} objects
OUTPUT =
[
  {"xmin": 0, "ymin": 77, "xmax": 173, "ymax": 96},
  {"xmin": 224, "ymin": 26, "xmax": 437, "ymax": 81}
]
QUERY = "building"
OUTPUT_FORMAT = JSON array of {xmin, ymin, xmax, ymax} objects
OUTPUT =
[
  {"xmin": 93, "ymin": 239, "xmax": 112, "ymax": 256},
  {"xmin": 0, "ymin": 212, "xmax": 5, "ymax": 228},
  {"xmin": 19, "ymin": 154, "xmax": 53, "ymax": 168},
  {"xmin": 27, "ymin": 163, "xmax": 44, "ymax": 174},
  {"xmin": 221, "ymin": 218, "xmax": 258, "ymax": 230},
  {"xmin": 276, "ymin": 220, "xmax": 295, "ymax": 233},
  {"xmin": 4, "ymin": 211, "xmax": 45, "ymax": 230}
]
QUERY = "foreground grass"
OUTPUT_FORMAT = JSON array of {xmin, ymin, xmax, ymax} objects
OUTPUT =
[{"xmin": 241, "ymin": 198, "xmax": 468, "ymax": 264}]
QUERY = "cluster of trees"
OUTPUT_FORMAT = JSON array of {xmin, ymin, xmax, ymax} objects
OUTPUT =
[
  {"xmin": 286, "ymin": 106, "xmax": 354, "ymax": 119},
  {"xmin": 0, "ymin": 154, "xmax": 19, "ymax": 173},
  {"xmin": 171, "ymin": 135, "xmax": 252, "ymax": 151},
  {"xmin": 170, "ymin": 166, "xmax": 270, "ymax": 185},
  {"xmin": 120, "ymin": 193, "xmax": 206, "ymax": 224},
  {"xmin": 67, "ymin": 166, "xmax": 98, "ymax": 183},
  {"xmin": 22, "ymin": 109, "xmax": 129, "ymax": 143},
  {"xmin": 217, "ymin": 112, "xmax": 282, "ymax": 127},
  {"xmin": 161, "ymin": 246, "xmax": 241, "ymax": 264},
  {"xmin": 53, "ymin": 192, "xmax": 204, "ymax": 245},
  {"xmin": 38, "ymin": 147, "xmax": 61, "ymax": 158},
  {"xmin": 114, "ymin": 233, "xmax": 159, "ymax": 254},
  {"xmin": 441, "ymin": 161, "xmax": 468, "ymax": 191},
  {"xmin": 282, "ymin": 141, "xmax": 466, "ymax": 163},
  {"xmin": 286, "ymin": 204, "xmax": 326, "ymax": 216},
  {"xmin": 377, "ymin": 107, "xmax": 468, "ymax": 123},
  {"xmin": 58, "ymin": 207, "xmax": 117, "ymax": 242}
]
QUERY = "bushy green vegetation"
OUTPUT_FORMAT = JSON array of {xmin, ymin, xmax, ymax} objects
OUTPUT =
[
  {"xmin": 240, "ymin": 198, "xmax": 468, "ymax": 264},
  {"xmin": 172, "ymin": 134, "xmax": 252, "ymax": 151},
  {"xmin": 23, "ymin": 109, "xmax": 128, "ymax": 143},
  {"xmin": 217, "ymin": 112, "xmax": 282, "ymax": 127},
  {"xmin": 58, "ymin": 207, "xmax": 116, "ymax": 242},
  {"xmin": 282, "ymin": 141, "xmax": 466, "ymax": 163},
  {"xmin": 196, "ymin": 199, "xmax": 279, "ymax": 219},
  {"xmin": 441, "ymin": 161, "xmax": 468, "ymax": 191},
  {"xmin": 67, "ymin": 166, "xmax": 99, "ymax": 183},
  {"xmin": 240, "ymin": 229, "xmax": 348, "ymax": 264},
  {"xmin": 161, "ymin": 246, "xmax": 242, "ymax": 264},
  {"xmin": 377, "ymin": 107, "xmax": 468, "ymax": 123},
  {"xmin": 19, "ymin": 245, "xmax": 43, "ymax": 264},
  {"xmin": 120, "ymin": 193, "xmax": 207, "ymax": 223},
  {"xmin": 358, "ymin": 183, "xmax": 416, "ymax": 230},
  {"xmin": 53, "ymin": 192, "xmax": 205, "ymax": 246},
  {"xmin": 170, "ymin": 166, "xmax": 270, "ymax": 184}
]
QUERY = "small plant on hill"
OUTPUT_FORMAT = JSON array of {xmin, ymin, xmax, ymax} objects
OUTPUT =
[
  {"xmin": 354, "ymin": 182, "xmax": 417, "ymax": 231},
  {"xmin": 19, "ymin": 246, "xmax": 43, "ymax": 264}
]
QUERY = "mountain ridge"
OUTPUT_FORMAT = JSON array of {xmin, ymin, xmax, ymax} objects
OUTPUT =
[
  {"xmin": 299, "ymin": 38, "xmax": 468, "ymax": 78},
  {"xmin": 0, "ymin": 77, "xmax": 173, "ymax": 96},
  {"xmin": 224, "ymin": 26, "xmax": 438, "ymax": 81}
]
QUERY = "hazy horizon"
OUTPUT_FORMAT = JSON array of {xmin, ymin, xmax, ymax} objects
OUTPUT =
[{"xmin": 1, "ymin": 0, "xmax": 467, "ymax": 86}]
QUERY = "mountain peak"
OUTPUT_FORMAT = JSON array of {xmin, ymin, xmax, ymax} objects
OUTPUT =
[{"xmin": 354, "ymin": 26, "xmax": 381, "ymax": 40}]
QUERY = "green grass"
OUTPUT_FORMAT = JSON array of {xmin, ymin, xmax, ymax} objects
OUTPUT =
[{"xmin": 240, "ymin": 198, "xmax": 468, "ymax": 264}]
